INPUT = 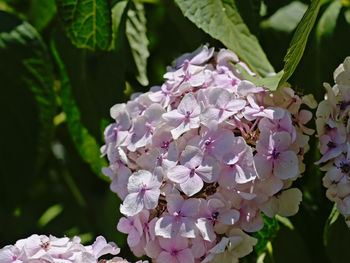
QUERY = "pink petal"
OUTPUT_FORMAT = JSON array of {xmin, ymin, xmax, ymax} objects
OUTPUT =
[
  {"xmin": 120, "ymin": 193, "xmax": 144, "ymax": 216},
  {"xmin": 171, "ymin": 121, "xmax": 191, "ymax": 139},
  {"xmin": 271, "ymin": 131, "xmax": 292, "ymax": 152},
  {"xmin": 117, "ymin": 217, "xmax": 133, "ymax": 233},
  {"xmin": 127, "ymin": 170, "xmax": 152, "ymax": 193},
  {"xmin": 225, "ymin": 99, "xmax": 246, "ymax": 112},
  {"xmin": 167, "ymin": 194, "xmax": 184, "ymax": 214},
  {"xmin": 195, "ymin": 218, "xmax": 216, "ymax": 242},
  {"xmin": 254, "ymin": 154, "xmax": 273, "ymax": 179},
  {"xmin": 144, "ymin": 104, "xmax": 165, "ymax": 123},
  {"xmin": 162, "ymin": 110, "xmax": 184, "ymax": 124},
  {"xmin": 167, "ymin": 165, "xmax": 190, "ymax": 184},
  {"xmin": 144, "ymin": 189, "xmax": 160, "ymax": 210},
  {"xmin": 219, "ymin": 209, "xmax": 240, "ymax": 225},
  {"xmin": 157, "ymin": 251, "xmax": 178, "ymax": 263},
  {"xmin": 155, "ymin": 216, "xmax": 180, "ymax": 238},
  {"xmin": 180, "ymin": 146, "xmax": 203, "ymax": 168},
  {"xmin": 178, "ymin": 93, "xmax": 199, "ymax": 115},
  {"xmin": 181, "ymin": 198, "xmax": 201, "ymax": 217},
  {"xmin": 180, "ymin": 173, "xmax": 204, "ymax": 196},
  {"xmin": 196, "ymin": 157, "xmax": 220, "ymax": 183},
  {"xmin": 176, "ymin": 248, "xmax": 194, "ymax": 263},
  {"xmin": 273, "ymin": 151, "xmax": 298, "ymax": 180}
]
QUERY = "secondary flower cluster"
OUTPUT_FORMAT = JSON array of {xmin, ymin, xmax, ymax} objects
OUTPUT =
[
  {"xmin": 102, "ymin": 46, "xmax": 315, "ymax": 262},
  {"xmin": 0, "ymin": 234, "xmax": 147, "ymax": 263},
  {"xmin": 316, "ymin": 57, "xmax": 350, "ymax": 227}
]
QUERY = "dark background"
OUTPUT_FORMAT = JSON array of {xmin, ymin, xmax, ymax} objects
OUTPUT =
[{"xmin": 1, "ymin": 0, "xmax": 350, "ymax": 262}]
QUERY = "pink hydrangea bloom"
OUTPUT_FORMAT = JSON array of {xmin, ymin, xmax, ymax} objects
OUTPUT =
[
  {"xmin": 316, "ymin": 57, "xmax": 350, "ymax": 227},
  {"xmin": 0, "ymin": 235, "xmax": 122, "ymax": 263},
  {"xmin": 102, "ymin": 45, "xmax": 314, "ymax": 261}
]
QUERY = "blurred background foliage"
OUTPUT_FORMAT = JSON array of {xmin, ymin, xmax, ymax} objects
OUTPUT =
[{"xmin": 1, "ymin": 0, "xmax": 350, "ymax": 262}]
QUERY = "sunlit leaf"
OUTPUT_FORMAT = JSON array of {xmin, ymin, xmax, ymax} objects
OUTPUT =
[
  {"xmin": 110, "ymin": 0, "xmax": 128, "ymax": 50},
  {"xmin": 316, "ymin": 1, "xmax": 342, "ymax": 41},
  {"xmin": 126, "ymin": 1, "xmax": 149, "ymax": 86},
  {"xmin": 236, "ymin": 63, "xmax": 283, "ymax": 91},
  {"xmin": 38, "ymin": 204, "xmax": 63, "ymax": 227},
  {"xmin": 27, "ymin": 0, "xmax": 57, "ymax": 31},
  {"xmin": 278, "ymin": 0, "xmax": 321, "ymax": 87},
  {"xmin": 344, "ymin": 8, "xmax": 350, "ymax": 24},
  {"xmin": 275, "ymin": 215, "xmax": 294, "ymax": 230},
  {"xmin": 253, "ymin": 214, "xmax": 280, "ymax": 256},
  {"xmin": 323, "ymin": 203, "xmax": 340, "ymax": 246},
  {"xmin": 56, "ymin": 0, "xmax": 112, "ymax": 50},
  {"xmin": 175, "ymin": 0, "xmax": 275, "ymax": 77},
  {"xmin": 261, "ymin": 1, "xmax": 307, "ymax": 33},
  {"xmin": 51, "ymin": 40, "xmax": 109, "ymax": 181}
]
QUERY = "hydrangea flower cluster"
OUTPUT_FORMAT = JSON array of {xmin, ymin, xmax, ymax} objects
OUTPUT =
[
  {"xmin": 0, "ymin": 234, "xmax": 147, "ymax": 263},
  {"xmin": 102, "ymin": 46, "xmax": 315, "ymax": 262},
  {"xmin": 316, "ymin": 57, "xmax": 350, "ymax": 227}
]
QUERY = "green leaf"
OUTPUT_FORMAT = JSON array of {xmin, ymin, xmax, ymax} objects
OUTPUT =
[
  {"xmin": 344, "ymin": 8, "xmax": 350, "ymax": 24},
  {"xmin": 27, "ymin": 0, "xmax": 57, "ymax": 31},
  {"xmin": 110, "ymin": 0, "xmax": 128, "ymax": 50},
  {"xmin": 174, "ymin": 0, "xmax": 275, "ymax": 77},
  {"xmin": 278, "ymin": 0, "xmax": 321, "ymax": 87},
  {"xmin": 275, "ymin": 215, "xmax": 294, "ymax": 230},
  {"xmin": 261, "ymin": 1, "xmax": 307, "ymax": 33},
  {"xmin": 126, "ymin": 1, "xmax": 149, "ymax": 86},
  {"xmin": 253, "ymin": 214, "xmax": 280, "ymax": 256},
  {"xmin": 236, "ymin": 63, "xmax": 283, "ymax": 91},
  {"xmin": 0, "ymin": 11, "xmax": 56, "ymax": 177},
  {"xmin": 38, "ymin": 204, "xmax": 63, "ymax": 227},
  {"xmin": 323, "ymin": 203, "xmax": 340, "ymax": 246},
  {"xmin": 51, "ymin": 40, "xmax": 109, "ymax": 181},
  {"xmin": 316, "ymin": 1, "xmax": 342, "ymax": 41},
  {"xmin": 56, "ymin": 0, "xmax": 112, "ymax": 50}
]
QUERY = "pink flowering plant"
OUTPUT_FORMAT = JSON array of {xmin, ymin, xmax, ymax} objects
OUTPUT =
[
  {"xmin": 316, "ymin": 57, "xmax": 350, "ymax": 227},
  {"xmin": 101, "ymin": 46, "xmax": 315, "ymax": 262},
  {"xmin": 0, "ymin": 234, "xmax": 147, "ymax": 263},
  {"xmin": 4, "ymin": 0, "xmax": 350, "ymax": 262}
]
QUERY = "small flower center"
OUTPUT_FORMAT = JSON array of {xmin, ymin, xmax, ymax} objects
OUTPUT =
[
  {"xmin": 340, "ymin": 162, "xmax": 350, "ymax": 174},
  {"xmin": 170, "ymin": 249, "xmax": 178, "ymax": 256},
  {"xmin": 190, "ymin": 168, "xmax": 196, "ymax": 177},
  {"xmin": 140, "ymin": 185, "xmax": 147, "ymax": 194},
  {"xmin": 161, "ymin": 141, "xmax": 170, "ymax": 150},
  {"xmin": 205, "ymin": 138, "xmax": 212, "ymax": 146},
  {"xmin": 327, "ymin": 141, "xmax": 337, "ymax": 149},
  {"xmin": 272, "ymin": 148, "xmax": 280, "ymax": 160},
  {"xmin": 40, "ymin": 241, "xmax": 50, "ymax": 250},
  {"xmin": 185, "ymin": 111, "xmax": 191, "ymax": 118},
  {"xmin": 156, "ymin": 155, "xmax": 163, "ymax": 165}
]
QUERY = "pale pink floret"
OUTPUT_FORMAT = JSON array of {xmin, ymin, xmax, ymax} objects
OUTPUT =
[
  {"xmin": 117, "ymin": 213, "xmax": 144, "ymax": 247},
  {"xmin": 201, "ymin": 88, "xmax": 246, "ymax": 125},
  {"xmin": 120, "ymin": 169, "xmax": 163, "ymax": 216},
  {"xmin": 155, "ymin": 194, "xmax": 200, "ymax": 238},
  {"xmin": 196, "ymin": 198, "xmax": 240, "ymax": 242},
  {"xmin": 219, "ymin": 136, "xmax": 257, "ymax": 188},
  {"xmin": 198, "ymin": 121, "xmax": 236, "ymax": 160},
  {"xmin": 243, "ymin": 94, "xmax": 284, "ymax": 121},
  {"xmin": 167, "ymin": 146, "xmax": 220, "ymax": 196},
  {"xmin": 162, "ymin": 93, "xmax": 201, "ymax": 139},
  {"xmin": 156, "ymin": 236, "xmax": 194, "ymax": 263},
  {"xmin": 0, "ymin": 235, "xmax": 121, "ymax": 263},
  {"xmin": 128, "ymin": 104, "xmax": 165, "ymax": 151},
  {"xmin": 316, "ymin": 128, "xmax": 346, "ymax": 164},
  {"xmin": 254, "ymin": 131, "xmax": 298, "ymax": 180}
]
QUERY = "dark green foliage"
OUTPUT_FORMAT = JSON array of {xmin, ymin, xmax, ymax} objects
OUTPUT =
[
  {"xmin": 56, "ymin": 0, "xmax": 112, "ymax": 50},
  {"xmin": 1, "ymin": 0, "xmax": 350, "ymax": 262}
]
